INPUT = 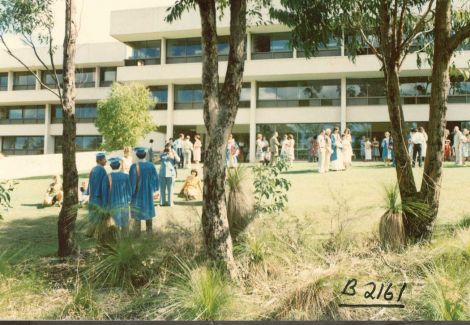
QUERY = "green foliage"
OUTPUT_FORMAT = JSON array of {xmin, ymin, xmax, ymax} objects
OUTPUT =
[
  {"xmin": 0, "ymin": 180, "xmax": 16, "ymax": 220},
  {"xmin": 96, "ymin": 83, "xmax": 156, "ymax": 151},
  {"xmin": 162, "ymin": 259, "xmax": 232, "ymax": 320},
  {"xmin": 59, "ymin": 281, "xmax": 102, "ymax": 319},
  {"xmin": 86, "ymin": 239, "xmax": 154, "ymax": 290},
  {"xmin": 253, "ymin": 157, "xmax": 291, "ymax": 214}
]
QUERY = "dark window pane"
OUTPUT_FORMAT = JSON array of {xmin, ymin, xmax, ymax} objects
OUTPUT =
[
  {"xmin": 9, "ymin": 109, "xmax": 22, "ymax": 119},
  {"xmin": 253, "ymin": 35, "xmax": 271, "ymax": 53},
  {"xmin": 0, "ymin": 73, "xmax": 8, "ymax": 90}
]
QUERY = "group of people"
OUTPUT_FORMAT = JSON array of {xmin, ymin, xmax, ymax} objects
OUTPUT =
[
  {"xmin": 86, "ymin": 145, "xmax": 203, "ymax": 237},
  {"xmin": 255, "ymin": 132, "xmax": 296, "ymax": 166},
  {"xmin": 167, "ymin": 133, "xmax": 203, "ymax": 169},
  {"xmin": 314, "ymin": 127, "xmax": 354, "ymax": 173},
  {"xmin": 448, "ymin": 126, "xmax": 470, "ymax": 165}
]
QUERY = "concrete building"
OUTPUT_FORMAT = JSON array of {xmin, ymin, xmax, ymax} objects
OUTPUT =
[{"xmin": 1, "ymin": 5, "xmax": 470, "ymax": 161}]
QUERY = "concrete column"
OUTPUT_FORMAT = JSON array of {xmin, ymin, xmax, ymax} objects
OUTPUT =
[
  {"xmin": 7, "ymin": 72, "xmax": 13, "ymax": 91},
  {"xmin": 95, "ymin": 67, "xmax": 100, "ymax": 88},
  {"xmin": 293, "ymin": 47, "xmax": 297, "ymax": 59},
  {"xmin": 340, "ymin": 76, "xmax": 347, "ymax": 132},
  {"xmin": 341, "ymin": 31, "xmax": 345, "ymax": 56},
  {"xmin": 161, "ymin": 38, "xmax": 166, "ymax": 65},
  {"xmin": 249, "ymin": 80, "xmax": 257, "ymax": 162},
  {"xmin": 166, "ymin": 83, "xmax": 174, "ymax": 141},
  {"xmin": 0, "ymin": 137, "xmax": 3, "ymax": 153},
  {"xmin": 43, "ymin": 104, "xmax": 54, "ymax": 154},
  {"xmin": 246, "ymin": 32, "xmax": 252, "ymax": 61}
]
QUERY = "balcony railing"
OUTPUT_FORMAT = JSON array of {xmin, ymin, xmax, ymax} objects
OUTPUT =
[
  {"xmin": 0, "ymin": 118, "xmax": 45, "ymax": 124},
  {"xmin": 257, "ymin": 98, "xmax": 340, "ymax": 108},
  {"xmin": 297, "ymin": 48, "xmax": 342, "ymax": 57},
  {"xmin": 1, "ymin": 149, "xmax": 44, "ymax": 155},
  {"xmin": 124, "ymin": 58, "xmax": 161, "ymax": 66},
  {"xmin": 252, "ymin": 51, "xmax": 293, "ymax": 60},
  {"xmin": 12, "ymin": 84, "xmax": 35, "ymax": 91}
]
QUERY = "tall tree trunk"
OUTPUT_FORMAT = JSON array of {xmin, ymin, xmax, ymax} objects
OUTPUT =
[
  {"xmin": 198, "ymin": 0, "xmax": 247, "ymax": 277},
  {"xmin": 58, "ymin": 0, "xmax": 78, "ymax": 257},
  {"xmin": 419, "ymin": 0, "xmax": 453, "ymax": 239}
]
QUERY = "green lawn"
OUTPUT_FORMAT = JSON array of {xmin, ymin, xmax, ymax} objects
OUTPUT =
[{"xmin": 0, "ymin": 162, "xmax": 469, "ymax": 320}]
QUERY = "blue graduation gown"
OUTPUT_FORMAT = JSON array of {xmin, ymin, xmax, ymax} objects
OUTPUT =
[
  {"xmin": 88, "ymin": 165, "xmax": 107, "ymax": 224},
  {"xmin": 101, "ymin": 171, "xmax": 132, "ymax": 228},
  {"xmin": 382, "ymin": 138, "xmax": 390, "ymax": 160},
  {"xmin": 330, "ymin": 134, "xmax": 338, "ymax": 161},
  {"xmin": 129, "ymin": 160, "xmax": 159, "ymax": 221}
]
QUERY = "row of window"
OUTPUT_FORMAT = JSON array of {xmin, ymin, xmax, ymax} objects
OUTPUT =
[
  {"xmin": 125, "ymin": 33, "xmax": 340, "ymax": 66},
  {"xmin": 0, "ymin": 67, "xmax": 117, "ymax": 91},
  {"xmin": 1, "ymin": 77, "xmax": 469, "ymax": 123},
  {"xmin": 0, "ymin": 135, "xmax": 102, "ymax": 155}
]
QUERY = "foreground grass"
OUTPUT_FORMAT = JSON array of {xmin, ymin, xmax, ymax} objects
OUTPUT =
[{"xmin": 0, "ymin": 162, "xmax": 469, "ymax": 320}]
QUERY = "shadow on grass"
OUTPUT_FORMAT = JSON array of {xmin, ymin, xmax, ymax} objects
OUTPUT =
[
  {"xmin": 174, "ymin": 200, "xmax": 203, "ymax": 207},
  {"xmin": 20, "ymin": 203, "xmax": 46, "ymax": 209},
  {"xmin": 353, "ymin": 164, "xmax": 391, "ymax": 169},
  {"xmin": 0, "ymin": 213, "xmax": 93, "ymax": 262},
  {"xmin": 283, "ymin": 169, "xmax": 315, "ymax": 175}
]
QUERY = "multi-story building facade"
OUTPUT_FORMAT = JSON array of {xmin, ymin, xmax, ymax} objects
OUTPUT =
[{"xmin": 1, "ymin": 6, "xmax": 470, "ymax": 161}]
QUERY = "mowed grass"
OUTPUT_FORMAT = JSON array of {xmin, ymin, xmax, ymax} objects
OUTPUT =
[{"xmin": 0, "ymin": 161, "xmax": 469, "ymax": 320}]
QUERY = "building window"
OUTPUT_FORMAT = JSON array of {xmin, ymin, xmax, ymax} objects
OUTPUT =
[
  {"xmin": 0, "ymin": 73, "xmax": 8, "ymax": 91},
  {"xmin": 52, "ymin": 103, "xmax": 97, "ymax": 123},
  {"xmin": 125, "ymin": 40, "xmax": 161, "ymax": 66},
  {"xmin": 75, "ymin": 68, "xmax": 96, "ymax": 88},
  {"xmin": 257, "ymin": 80, "xmax": 341, "ymax": 107},
  {"xmin": 100, "ymin": 67, "xmax": 116, "ymax": 87},
  {"xmin": 252, "ymin": 33, "xmax": 293, "ymax": 60},
  {"xmin": 13, "ymin": 71, "xmax": 36, "ymax": 90},
  {"xmin": 0, "ymin": 106, "xmax": 45, "ymax": 124},
  {"xmin": 175, "ymin": 85, "xmax": 203, "ymax": 109},
  {"xmin": 2, "ymin": 136, "xmax": 44, "ymax": 155},
  {"xmin": 54, "ymin": 135, "xmax": 102, "ymax": 153},
  {"xmin": 449, "ymin": 76, "xmax": 470, "ymax": 104},
  {"xmin": 239, "ymin": 83, "xmax": 251, "ymax": 108},
  {"xmin": 167, "ymin": 37, "xmax": 231, "ymax": 64},
  {"xmin": 297, "ymin": 38, "xmax": 341, "ymax": 57},
  {"xmin": 346, "ymin": 78, "xmax": 387, "ymax": 105},
  {"xmin": 41, "ymin": 70, "xmax": 63, "ymax": 89},
  {"xmin": 149, "ymin": 86, "xmax": 168, "ymax": 110}
]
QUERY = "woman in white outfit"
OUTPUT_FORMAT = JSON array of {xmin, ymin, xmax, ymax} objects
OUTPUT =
[
  {"xmin": 418, "ymin": 127, "xmax": 428, "ymax": 164},
  {"xmin": 330, "ymin": 127, "xmax": 344, "ymax": 171},
  {"xmin": 287, "ymin": 134, "xmax": 295, "ymax": 164},
  {"xmin": 342, "ymin": 128, "xmax": 353, "ymax": 169},
  {"xmin": 182, "ymin": 135, "xmax": 193, "ymax": 168}
]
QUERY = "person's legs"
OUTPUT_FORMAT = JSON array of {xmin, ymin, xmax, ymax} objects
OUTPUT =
[
  {"xmin": 166, "ymin": 177, "xmax": 173, "ymax": 206},
  {"xmin": 160, "ymin": 177, "xmax": 167, "ymax": 206},
  {"xmin": 412, "ymin": 144, "xmax": 419, "ymax": 167},
  {"xmin": 417, "ymin": 144, "xmax": 422, "ymax": 167},
  {"xmin": 145, "ymin": 219, "xmax": 153, "ymax": 234}
]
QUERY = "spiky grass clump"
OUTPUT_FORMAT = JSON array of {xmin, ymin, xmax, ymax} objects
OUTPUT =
[
  {"xmin": 379, "ymin": 184, "xmax": 406, "ymax": 251},
  {"xmin": 162, "ymin": 259, "xmax": 232, "ymax": 320},
  {"xmin": 58, "ymin": 281, "xmax": 103, "ymax": 319},
  {"xmin": 272, "ymin": 272, "xmax": 342, "ymax": 320},
  {"xmin": 226, "ymin": 165, "xmax": 254, "ymax": 240},
  {"xmin": 87, "ymin": 239, "xmax": 153, "ymax": 290}
]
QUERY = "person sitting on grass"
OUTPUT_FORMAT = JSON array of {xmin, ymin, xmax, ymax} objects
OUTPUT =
[
  {"xmin": 179, "ymin": 169, "xmax": 202, "ymax": 201},
  {"xmin": 101, "ymin": 157, "xmax": 132, "ymax": 238},
  {"xmin": 43, "ymin": 175, "xmax": 63, "ymax": 207}
]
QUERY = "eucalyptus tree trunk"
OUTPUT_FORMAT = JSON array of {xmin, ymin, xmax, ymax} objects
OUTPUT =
[
  {"xmin": 58, "ymin": 0, "xmax": 79, "ymax": 257},
  {"xmin": 418, "ymin": 0, "xmax": 453, "ymax": 239},
  {"xmin": 198, "ymin": 0, "xmax": 247, "ymax": 277}
]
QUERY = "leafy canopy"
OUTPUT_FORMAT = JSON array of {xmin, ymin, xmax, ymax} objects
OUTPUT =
[{"xmin": 96, "ymin": 83, "xmax": 156, "ymax": 151}]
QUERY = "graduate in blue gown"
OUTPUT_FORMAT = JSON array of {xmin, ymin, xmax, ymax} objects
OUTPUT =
[
  {"xmin": 129, "ymin": 147, "xmax": 159, "ymax": 235},
  {"xmin": 86, "ymin": 152, "xmax": 108, "ymax": 237},
  {"xmin": 101, "ymin": 157, "xmax": 132, "ymax": 236}
]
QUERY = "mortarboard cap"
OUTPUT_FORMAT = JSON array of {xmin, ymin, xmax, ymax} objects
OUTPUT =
[
  {"xmin": 108, "ymin": 156, "xmax": 122, "ymax": 168},
  {"xmin": 134, "ymin": 147, "xmax": 147, "ymax": 155},
  {"xmin": 96, "ymin": 152, "xmax": 106, "ymax": 160}
]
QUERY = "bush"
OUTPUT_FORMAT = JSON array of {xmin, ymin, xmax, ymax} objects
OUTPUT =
[
  {"xmin": 86, "ymin": 239, "xmax": 154, "ymax": 290},
  {"xmin": 226, "ymin": 165, "xmax": 254, "ymax": 239},
  {"xmin": 0, "ymin": 180, "xmax": 16, "ymax": 220},
  {"xmin": 162, "ymin": 259, "xmax": 232, "ymax": 320},
  {"xmin": 59, "ymin": 281, "xmax": 102, "ymax": 319},
  {"xmin": 253, "ymin": 157, "xmax": 291, "ymax": 214}
]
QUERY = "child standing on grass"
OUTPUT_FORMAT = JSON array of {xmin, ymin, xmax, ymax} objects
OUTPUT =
[{"xmin": 365, "ymin": 138, "xmax": 372, "ymax": 161}]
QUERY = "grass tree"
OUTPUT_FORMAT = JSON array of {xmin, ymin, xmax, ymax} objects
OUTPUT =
[
  {"xmin": 166, "ymin": 0, "xmax": 265, "ymax": 277},
  {"xmin": 96, "ymin": 83, "xmax": 156, "ymax": 151},
  {"xmin": 0, "ymin": 0, "xmax": 79, "ymax": 256},
  {"xmin": 272, "ymin": 0, "xmax": 470, "ymax": 242}
]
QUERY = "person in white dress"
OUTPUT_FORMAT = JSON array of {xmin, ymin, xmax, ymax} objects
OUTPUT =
[
  {"xmin": 365, "ymin": 138, "xmax": 372, "ymax": 161},
  {"xmin": 418, "ymin": 127, "xmax": 428, "ymax": 165},
  {"xmin": 453, "ymin": 126, "xmax": 465, "ymax": 165},
  {"xmin": 287, "ymin": 134, "xmax": 295, "ymax": 164},
  {"xmin": 182, "ymin": 135, "xmax": 193, "ymax": 168},
  {"xmin": 280, "ymin": 134, "xmax": 289, "ymax": 159},
  {"xmin": 324, "ymin": 129, "xmax": 332, "ymax": 172},
  {"xmin": 317, "ymin": 130, "xmax": 326, "ymax": 173},
  {"xmin": 342, "ymin": 128, "xmax": 353, "ymax": 169},
  {"xmin": 121, "ymin": 146, "xmax": 133, "ymax": 174},
  {"xmin": 255, "ymin": 133, "xmax": 265, "ymax": 163}
]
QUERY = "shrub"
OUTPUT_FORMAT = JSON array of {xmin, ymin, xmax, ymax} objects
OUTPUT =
[
  {"xmin": 253, "ymin": 157, "xmax": 291, "ymax": 214},
  {"xmin": 272, "ymin": 272, "xmax": 342, "ymax": 320},
  {"xmin": 86, "ymin": 239, "xmax": 154, "ymax": 290},
  {"xmin": 59, "ymin": 281, "xmax": 102, "ymax": 319},
  {"xmin": 226, "ymin": 165, "xmax": 254, "ymax": 239},
  {"xmin": 162, "ymin": 259, "xmax": 232, "ymax": 320},
  {"xmin": 0, "ymin": 180, "xmax": 16, "ymax": 220}
]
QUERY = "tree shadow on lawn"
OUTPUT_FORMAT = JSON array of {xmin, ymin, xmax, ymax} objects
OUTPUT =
[
  {"xmin": 283, "ymin": 169, "xmax": 315, "ymax": 175},
  {"xmin": 174, "ymin": 200, "xmax": 203, "ymax": 207},
  {"xmin": 0, "ymin": 214, "xmax": 91, "ymax": 262}
]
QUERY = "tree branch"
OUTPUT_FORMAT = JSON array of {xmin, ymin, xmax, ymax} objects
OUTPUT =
[
  {"xmin": 359, "ymin": 28, "xmax": 384, "ymax": 62},
  {"xmin": 400, "ymin": 0, "xmax": 435, "ymax": 52},
  {"xmin": 448, "ymin": 22, "xmax": 470, "ymax": 52},
  {"xmin": 48, "ymin": 28, "xmax": 63, "ymax": 100},
  {"xmin": 396, "ymin": 0, "xmax": 409, "ymax": 50},
  {"xmin": 0, "ymin": 35, "xmax": 60, "ymax": 98}
]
